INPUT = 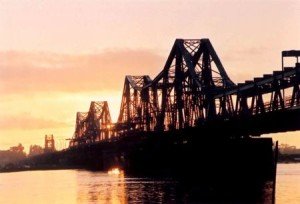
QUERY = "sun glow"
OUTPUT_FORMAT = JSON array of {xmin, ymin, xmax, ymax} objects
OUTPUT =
[{"xmin": 108, "ymin": 168, "xmax": 122, "ymax": 175}]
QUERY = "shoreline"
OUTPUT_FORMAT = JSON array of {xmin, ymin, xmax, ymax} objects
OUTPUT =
[{"xmin": 0, "ymin": 165, "xmax": 84, "ymax": 174}]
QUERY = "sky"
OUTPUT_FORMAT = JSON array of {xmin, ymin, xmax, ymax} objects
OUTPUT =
[{"xmin": 0, "ymin": 0, "xmax": 299, "ymax": 152}]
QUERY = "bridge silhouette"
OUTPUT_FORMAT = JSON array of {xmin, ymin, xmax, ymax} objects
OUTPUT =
[
  {"xmin": 69, "ymin": 39, "xmax": 300, "ymax": 147},
  {"xmin": 21, "ymin": 40, "xmax": 299, "ymax": 202}
]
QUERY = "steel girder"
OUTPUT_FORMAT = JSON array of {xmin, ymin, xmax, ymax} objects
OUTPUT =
[
  {"xmin": 117, "ymin": 39, "xmax": 235, "ymax": 132},
  {"xmin": 70, "ymin": 101, "xmax": 112, "ymax": 146},
  {"xmin": 68, "ymin": 38, "xmax": 300, "ymax": 146},
  {"xmin": 220, "ymin": 64, "xmax": 300, "ymax": 118}
]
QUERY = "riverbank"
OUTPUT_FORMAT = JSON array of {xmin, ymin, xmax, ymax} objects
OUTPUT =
[
  {"xmin": 0, "ymin": 165, "xmax": 81, "ymax": 173},
  {"xmin": 278, "ymin": 154, "xmax": 300, "ymax": 163}
]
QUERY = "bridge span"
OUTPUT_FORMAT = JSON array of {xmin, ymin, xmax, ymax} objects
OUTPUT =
[
  {"xmin": 68, "ymin": 39, "xmax": 300, "ymax": 146},
  {"xmin": 23, "ymin": 39, "xmax": 300, "ymax": 201}
]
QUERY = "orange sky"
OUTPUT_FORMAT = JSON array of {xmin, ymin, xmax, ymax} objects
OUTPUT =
[{"xmin": 0, "ymin": 0, "xmax": 300, "ymax": 152}]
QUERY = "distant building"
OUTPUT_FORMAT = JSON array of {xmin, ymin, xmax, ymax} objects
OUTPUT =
[
  {"xmin": 44, "ymin": 134, "xmax": 56, "ymax": 153},
  {"xmin": 0, "ymin": 144, "xmax": 26, "ymax": 167},
  {"xmin": 28, "ymin": 145, "xmax": 44, "ymax": 157},
  {"xmin": 279, "ymin": 143, "xmax": 300, "ymax": 154}
]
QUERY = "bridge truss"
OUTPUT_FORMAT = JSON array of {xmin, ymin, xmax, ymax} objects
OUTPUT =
[
  {"xmin": 69, "ymin": 101, "xmax": 112, "ymax": 146},
  {"xmin": 69, "ymin": 39, "xmax": 300, "ymax": 146}
]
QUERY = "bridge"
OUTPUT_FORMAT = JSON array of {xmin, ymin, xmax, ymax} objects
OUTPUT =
[
  {"xmin": 69, "ymin": 39, "xmax": 300, "ymax": 146},
  {"xmin": 21, "ymin": 40, "xmax": 299, "ymax": 201},
  {"xmin": 23, "ymin": 39, "xmax": 300, "ymax": 198}
]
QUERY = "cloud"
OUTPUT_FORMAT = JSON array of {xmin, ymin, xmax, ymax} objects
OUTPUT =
[
  {"xmin": 0, "ymin": 47, "xmax": 278, "ymax": 94},
  {"xmin": 219, "ymin": 45, "xmax": 282, "ymax": 83},
  {"xmin": 0, "ymin": 115, "xmax": 70, "ymax": 130},
  {"xmin": 0, "ymin": 49, "xmax": 164, "ymax": 94},
  {"xmin": 222, "ymin": 45, "xmax": 270, "ymax": 62}
]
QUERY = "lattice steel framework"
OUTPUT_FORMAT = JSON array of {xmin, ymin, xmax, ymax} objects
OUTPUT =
[
  {"xmin": 117, "ymin": 39, "xmax": 235, "ymax": 132},
  {"xmin": 70, "ymin": 101, "xmax": 112, "ymax": 146},
  {"xmin": 68, "ymin": 39, "xmax": 300, "ymax": 146}
]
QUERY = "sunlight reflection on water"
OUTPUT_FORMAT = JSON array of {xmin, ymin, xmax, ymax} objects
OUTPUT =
[{"xmin": 0, "ymin": 163, "xmax": 299, "ymax": 203}]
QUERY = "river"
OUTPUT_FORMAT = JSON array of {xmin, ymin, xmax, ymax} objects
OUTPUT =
[{"xmin": 0, "ymin": 163, "xmax": 299, "ymax": 203}]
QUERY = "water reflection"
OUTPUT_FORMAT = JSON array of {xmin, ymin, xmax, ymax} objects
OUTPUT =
[
  {"xmin": 76, "ymin": 171, "xmax": 126, "ymax": 203},
  {"xmin": 76, "ymin": 171, "xmax": 179, "ymax": 203},
  {"xmin": 3, "ymin": 167, "xmax": 297, "ymax": 203},
  {"xmin": 276, "ymin": 164, "xmax": 300, "ymax": 203},
  {"xmin": 75, "ymin": 170, "xmax": 271, "ymax": 203}
]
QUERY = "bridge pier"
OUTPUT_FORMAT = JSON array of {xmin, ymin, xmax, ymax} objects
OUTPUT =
[{"xmin": 25, "ymin": 130, "xmax": 276, "ymax": 202}]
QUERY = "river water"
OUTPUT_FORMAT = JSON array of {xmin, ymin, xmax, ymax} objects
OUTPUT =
[{"xmin": 0, "ymin": 163, "xmax": 299, "ymax": 203}]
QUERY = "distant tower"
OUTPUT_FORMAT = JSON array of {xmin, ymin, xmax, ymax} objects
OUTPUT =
[{"xmin": 44, "ymin": 134, "xmax": 55, "ymax": 153}]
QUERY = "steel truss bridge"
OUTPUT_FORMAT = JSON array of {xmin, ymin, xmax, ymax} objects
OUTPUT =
[{"xmin": 69, "ymin": 39, "xmax": 300, "ymax": 147}]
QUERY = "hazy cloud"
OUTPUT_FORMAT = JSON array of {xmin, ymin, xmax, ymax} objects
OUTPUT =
[
  {"xmin": 0, "ymin": 49, "xmax": 164, "ymax": 94},
  {"xmin": 0, "ymin": 115, "xmax": 70, "ymax": 130}
]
